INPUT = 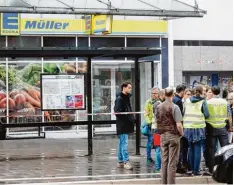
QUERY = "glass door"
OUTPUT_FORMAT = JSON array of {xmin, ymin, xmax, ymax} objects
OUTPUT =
[
  {"xmin": 139, "ymin": 61, "xmax": 156, "ymax": 122},
  {"xmin": 92, "ymin": 60, "xmax": 134, "ymax": 133}
]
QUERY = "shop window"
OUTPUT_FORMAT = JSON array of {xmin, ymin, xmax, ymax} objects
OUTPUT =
[
  {"xmin": 91, "ymin": 37, "xmax": 125, "ymax": 60},
  {"xmin": 78, "ymin": 37, "xmax": 89, "ymax": 47},
  {"xmin": 127, "ymin": 38, "xmax": 160, "ymax": 61},
  {"xmin": 8, "ymin": 36, "xmax": 41, "ymax": 47},
  {"xmin": 91, "ymin": 37, "xmax": 125, "ymax": 48},
  {"xmin": 92, "ymin": 61, "xmax": 135, "ymax": 129},
  {"xmin": 127, "ymin": 38, "xmax": 160, "ymax": 47},
  {"xmin": 174, "ymin": 40, "xmax": 233, "ymax": 46},
  {"xmin": 0, "ymin": 36, "xmax": 6, "ymax": 48},
  {"xmin": 43, "ymin": 37, "xmax": 75, "ymax": 47}
]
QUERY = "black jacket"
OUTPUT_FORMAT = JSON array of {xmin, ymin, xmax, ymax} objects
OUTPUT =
[
  {"xmin": 173, "ymin": 94, "xmax": 183, "ymax": 114},
  {"xmin": 114, "ymin": 92, "xmax": 135, "ymax": 135}
]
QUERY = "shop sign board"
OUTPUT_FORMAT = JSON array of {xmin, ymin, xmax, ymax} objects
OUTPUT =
[
  {"xmin": 0, "ymin": 13, "xmax": 20, "ymax": 36},
  {"xmin": 21, "ymin": 18, "xmax": 83, "ymax": 34},
  {"xmin": 84, "ymin": 15, "xmax": 92, "ymax": 34},
  {"xmin": 41, "ymin": 74, "xmax": 86, "ymax": 110},
  {"xmin": 92, "ymin": 15, "xmax": 113, "ymax": 34},
  {"xmin": 0, "ymin": 13, "xmax": 167, "ymax": 35}
]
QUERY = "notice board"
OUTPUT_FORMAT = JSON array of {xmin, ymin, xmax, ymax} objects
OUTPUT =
[{"xmin": 41, "ymin": 74, "xmax": 85, "ymax": 110}]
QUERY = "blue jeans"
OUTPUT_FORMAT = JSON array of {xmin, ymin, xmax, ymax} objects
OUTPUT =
[
  {"xmin": 188, "ymin": 140, "xmax": 202, "ymax": 174},
  {"xmin": 155, "ymin": 146, "xmax": 161, "ymax": 170},
  {"xmin": 118, "ymin": 134, "xmax": 129, "ymax": 163},
  {"xmin": 146, "ymin": 133, "xmax": 153, "ymax": 159}
]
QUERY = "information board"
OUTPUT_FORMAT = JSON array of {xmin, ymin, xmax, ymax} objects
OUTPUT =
[{"xmin": 41, "ymin": 74, "xmax": 85, "ymax": 110}]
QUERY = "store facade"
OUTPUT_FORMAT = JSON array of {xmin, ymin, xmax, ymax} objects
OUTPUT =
[
  {"xmin": 0, "ymin": 13, "xmax": 169, "ymax": 138},
  {"xmin": 174, "ymin": 40, "xmax": 233, "ymax": 91}
]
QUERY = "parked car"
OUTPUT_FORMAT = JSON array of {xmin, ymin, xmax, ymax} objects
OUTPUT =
[{"xmin": 212, "ymin": 144, "xmax": 233, "ymax": 184}]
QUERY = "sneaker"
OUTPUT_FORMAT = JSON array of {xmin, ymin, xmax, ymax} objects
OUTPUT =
[
  {"xmin": 124, "ymin": 162, "xmax": 133, "ymax": 170},
  {"xmin": 147, "ymin": 158, "xmax": 155, "ymax": 165},
  {"xmin": 193, "ymin": 172, "xmax": 202, "ymax": 176},
  {"xmin": 203, "ymin": 171, "xmax": 212, "ymax": 176},
  {"xmin": 176, "ymin": 167, "xmax": 186, "ymax": 174},
  {"xmin": 186, "ymin": 171, "xmax": 193, "ymax": 176},
  {"xmin": 117, "ymin": 162, "xmax": 124, "ymax": 168},
  {"xmin": 153, "ymin": 169, "xmax": 161, "ymax": 173}
]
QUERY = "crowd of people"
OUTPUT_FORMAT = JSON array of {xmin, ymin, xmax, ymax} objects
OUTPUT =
[{"xmin": 114, "ymin": 81, "xmax": 233, "ymax": 184}]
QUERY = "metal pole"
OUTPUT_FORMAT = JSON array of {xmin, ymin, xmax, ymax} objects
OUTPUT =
[
  {"xmin": 87, "ymin": 57, "xmax": 93, "ymax": 156},
  {"xmin": 135, "ymin": 58, "xmax": 141, "ymax": 155},
  {"xmin": 151, "ymin": 61, "xmax": 154, "ymax": 87}
]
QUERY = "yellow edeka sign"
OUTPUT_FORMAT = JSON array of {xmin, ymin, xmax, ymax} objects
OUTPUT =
[{"xmin": 1, "ymin": 13, "xmax": 20, "ymax": 36}]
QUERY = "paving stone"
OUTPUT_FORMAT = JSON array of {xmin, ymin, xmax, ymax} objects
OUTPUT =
[{"xmin": 0, "ymin": 134, "xmax": 211, "ymax": 184}]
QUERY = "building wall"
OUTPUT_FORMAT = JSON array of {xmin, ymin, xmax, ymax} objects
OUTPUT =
[
  {"xmin": 174, "ymin": 45, "xmax": 233, "ymax": 86},
  {"xmin": 172, "ymin": 0, "xmax": 233, "ymax": 87}
]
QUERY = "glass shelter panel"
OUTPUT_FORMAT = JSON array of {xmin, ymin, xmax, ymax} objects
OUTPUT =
[
  {"xmin": 92, "ymin": 60, "xmax": 135, "ymax": 133},
  {"xmin": 7, "ymin": 58, "xmax": 42, "ymax": 134}
]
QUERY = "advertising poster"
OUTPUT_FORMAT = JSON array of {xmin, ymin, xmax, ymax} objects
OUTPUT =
[
  {"xmin": 41, "ymin": 74, "xmax": 85, "ymax": 110},
  {"xmin": 0, "ymin": 60, "xmax": 87, "ymax": 131},
  {"xmin": 221, "ymin": 77, "xmax": 233, "ymax": 92},
  {"xmin": 190, "ymin": 76, "xmax": 209, "ymax": 88}
]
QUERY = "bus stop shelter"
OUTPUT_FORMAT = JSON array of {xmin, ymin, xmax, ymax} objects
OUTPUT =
[{"xmin": 0, "ymin": 46, "xmax": 161, "ymax": 156}]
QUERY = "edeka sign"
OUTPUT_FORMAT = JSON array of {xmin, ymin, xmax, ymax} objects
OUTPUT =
[
  {"xmin": 21, "ymin": 19, "xmax": 83, "ymax": 34},
  {"xmin": 1, "ymin": 13, "xmax": 20, "ymax": 36}
]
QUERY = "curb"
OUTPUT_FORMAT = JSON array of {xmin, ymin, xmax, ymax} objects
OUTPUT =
[{"xmin": 63, "ymin": 177, "xmax": 222, "ymax": 184}]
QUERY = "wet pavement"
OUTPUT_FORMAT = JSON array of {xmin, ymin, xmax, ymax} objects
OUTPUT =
[{"xmin": 0, "ymin": 134, "xmax": 207, "ymax": 184}]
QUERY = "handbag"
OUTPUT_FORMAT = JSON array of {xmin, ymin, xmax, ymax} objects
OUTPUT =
[
  {"xmin": 141, "ymin": 120, "xmax": 150, "ymax": 136},
  {"xmin": 153, "ymin": 133, "xmax": 161, "ymax": 146}
]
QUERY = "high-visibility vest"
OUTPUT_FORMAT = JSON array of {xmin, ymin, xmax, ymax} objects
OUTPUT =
[
  {"xmin": 183, "ymin": 99, "xmax": 206, "ymax": 129},
  {"xmin": 206, "ymin": 98, "xmax": 228, "ymax": 128}
]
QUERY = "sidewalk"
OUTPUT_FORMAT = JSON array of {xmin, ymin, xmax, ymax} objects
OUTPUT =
[{"xmin": 0, "ymin": 135, "xmax": 214, "ymax": 184}]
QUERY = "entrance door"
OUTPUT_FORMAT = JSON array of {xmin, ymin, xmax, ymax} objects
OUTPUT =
[
  {"xmin": 91, "ymin": 60, "xmax": 158, "ymax": 134},
  {"xmin": 139, "ymin": 61, "xmax": 156, "ymax": 122},
  {"xmin": 92, "ymin": 60, "xmax": 135, "ymax": 134}
]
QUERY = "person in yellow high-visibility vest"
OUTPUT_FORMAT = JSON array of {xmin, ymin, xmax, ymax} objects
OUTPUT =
[
  {"xmin": 205, "ymin": 86, "xmax": 230, "ymax": 174},
  {"xmin": 144, "ymin": 86, "xmax": 160, "ymax": 165},
  {"xmin": 183, "ymin": 85, "xmax": 209, "ymax": 176}
]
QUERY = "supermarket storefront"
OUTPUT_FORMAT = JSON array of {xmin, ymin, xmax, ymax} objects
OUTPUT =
[{"xmin": 0, "ymin": 13, "xmax": 168, "ymax": 138}]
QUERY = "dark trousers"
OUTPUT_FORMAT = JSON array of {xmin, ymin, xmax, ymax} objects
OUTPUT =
[
  {"xmin": 178, "ymin": 137, "xmax": 188, "ymax": 170},
  {"xmin": 188, "ymin": 140, "xmax": 203, "ymax": 174},
  {"xmin": 206, "ymin": 123, "xmax": 229, "ymax": 173}
]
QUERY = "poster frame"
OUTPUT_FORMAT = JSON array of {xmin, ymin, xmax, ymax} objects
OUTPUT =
[{"xmin": 40, "ymin": 73, "xmax": 86, "ymax": 111}]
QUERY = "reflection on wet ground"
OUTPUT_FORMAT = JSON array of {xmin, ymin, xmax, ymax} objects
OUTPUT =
[{"xmin": 0, "ymin": 135, "xmax": 202, "ymax": 184}]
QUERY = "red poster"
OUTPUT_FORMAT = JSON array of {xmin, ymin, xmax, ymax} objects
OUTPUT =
[{"xmin": 74, "ymin": 95, "xmax": 83, "ymax": 108}]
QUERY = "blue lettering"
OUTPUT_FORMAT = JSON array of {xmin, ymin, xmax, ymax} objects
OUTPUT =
[
  {"xmin": 45, "ymin": 21, "xmax": 50, "ymax": 29},
  {"xmin": 2, "ymin": 13, "xmax": 19, "ymax": 29},
  {"xmin": 37, "ymin": 20, "xmax": 45, "ymax": 29},
  {"xmin": 25, "ymin": 21, "xmax": 37, "ymax": 29},
  {"xmin": 50, "ymin": 21, "xmax": 54, "ymax": 29},
  {"xmin": 62, "ymin": 23, "xmax": 69, "ymax": 29},
  {"xmin": 96, "ymin": 20, "xmax": 105, "ymax": 25},
  {"xmin": 24, "ymin": 20, "xmax": 69, "ymax": 30},
  {"xmin": 54, "ymin": 22, "xmax": 62, "ymax": 29}
]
